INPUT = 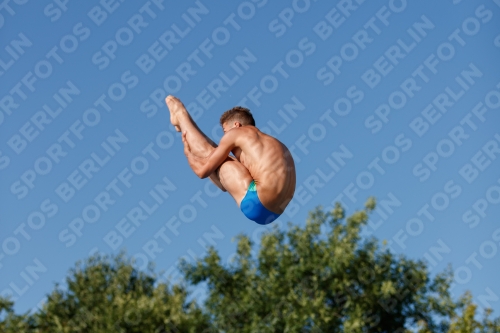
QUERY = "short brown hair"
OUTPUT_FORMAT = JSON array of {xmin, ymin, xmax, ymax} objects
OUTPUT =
[{"xmin": 220, "ymin": 106, "xmax": 255, "ymax": 127}]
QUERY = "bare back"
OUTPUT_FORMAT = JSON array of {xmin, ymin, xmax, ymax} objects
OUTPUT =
[{"xmin": 229, "ymin": 126, "xmax": 296, "ymax": 214}]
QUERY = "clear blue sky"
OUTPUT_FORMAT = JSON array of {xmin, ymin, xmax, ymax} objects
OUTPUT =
[{"xmin": 1, "ymin": 0, "xmax": 499, "ymax": 314}]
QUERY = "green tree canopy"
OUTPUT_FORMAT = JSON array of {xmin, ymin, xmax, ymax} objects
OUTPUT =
[
  {"xmin": 2, "ymin": 199, "xmax": 499, "ymax": 332},
  {"xmin": 1, "ymin": 253, "xmax": 210, "ymax": 333}
]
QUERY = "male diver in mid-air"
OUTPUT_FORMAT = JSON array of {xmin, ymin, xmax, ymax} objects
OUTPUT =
[{"xmin": 165, "ymin": 95, "xmax": 296, "ymax": 225}]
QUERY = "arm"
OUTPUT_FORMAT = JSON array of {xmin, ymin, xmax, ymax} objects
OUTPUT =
[{"xmin": 182, "ymin": 130, "xmax": 237, "ymax": 179}]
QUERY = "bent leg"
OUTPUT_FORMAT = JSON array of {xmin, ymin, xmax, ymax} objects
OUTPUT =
[
  {"xmin": 166, "ymin": 96, "xmax": 217, "ymax": 158},
  {"xmin": 165, "ymin": 96, "xmax": 253, "ymax": 199},
  {"xmin": 208, "ymin": 169, "xmax": 227, "ymax": 192},
  {"xmin": 166, "ymin": 95, "xmax": 226, "ymax": 191},
  {"xmin": 217, "ymin": 156, "xmax": 253, "ymax": 206}
]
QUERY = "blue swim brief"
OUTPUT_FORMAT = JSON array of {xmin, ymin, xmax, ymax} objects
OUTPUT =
[{"xmin": 240, "ymin": 180, "xmax": 281, "ymax": 225}]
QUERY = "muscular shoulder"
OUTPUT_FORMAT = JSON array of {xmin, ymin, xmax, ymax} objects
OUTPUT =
[{"xmin": 222, "ymin": 126, "xmax": 258, "ymax": 143}]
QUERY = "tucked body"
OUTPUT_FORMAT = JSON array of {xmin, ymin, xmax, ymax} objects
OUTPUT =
[{"xmin": 167, "ymin": 95, "xmax": 296, "ymax": 224}]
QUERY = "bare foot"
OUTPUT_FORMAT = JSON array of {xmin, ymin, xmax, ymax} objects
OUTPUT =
[{"xmin": 165, "ymin": 95, "xmax": 184, "ymax": 132}]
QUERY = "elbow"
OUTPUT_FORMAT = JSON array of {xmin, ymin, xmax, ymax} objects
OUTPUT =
[
  {"xmin": 198, "ymin": 167, "xmax": 210, "ymax": 179},
  {"xmin": 190, "ymin": 163, "xmax": 209, "ymax": 179},
  {"xmin": 195, "ymin": 162, "xmax": 214, "ymax": 179},
  {"xmin": 193, "ymin": 169, "xmax": 207, "ymax": 179}
]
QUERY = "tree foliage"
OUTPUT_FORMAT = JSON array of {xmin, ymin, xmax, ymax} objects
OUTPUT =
[
  {"xmin": 2, "ymin": 199, "xmax": 499, "ymax": 332},
  {"xmin": 1, "ymin": 253, "xmax": 209, "ymax": 333}
]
